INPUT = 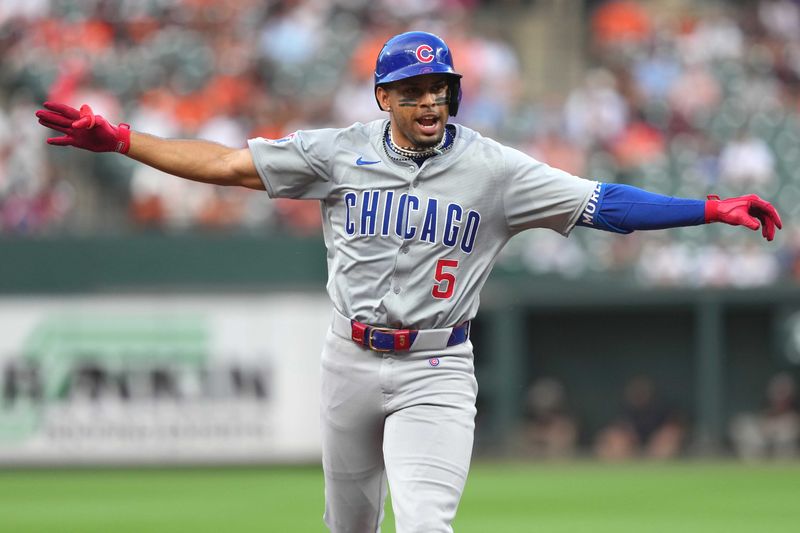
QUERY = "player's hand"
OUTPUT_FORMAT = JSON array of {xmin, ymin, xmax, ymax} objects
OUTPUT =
[
  {"xmin": 35, "ymin": 102, "xmax": 131, "ymax": 154},
  {"xmin": 705, "ymin": 194, "xmax": 782, "ymax": 241}
]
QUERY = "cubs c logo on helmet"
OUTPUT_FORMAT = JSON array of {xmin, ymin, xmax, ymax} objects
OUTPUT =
[{"xmin": 416, "ymin": 44, "xmax": 434, "ymax": 63}]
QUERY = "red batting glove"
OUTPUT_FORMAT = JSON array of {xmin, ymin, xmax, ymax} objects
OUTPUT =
[
  {"xmin": 35, "ymin": 102, "xmax": 131, "ymax": 154},
  {"xmin": 705, "ymin": 194, "xmax": 782, "ymax": 241}
]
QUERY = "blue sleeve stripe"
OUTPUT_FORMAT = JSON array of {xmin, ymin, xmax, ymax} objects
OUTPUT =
[{"xmin": 577, "ymin": 183, "xmax": 705, "ymax": 234}]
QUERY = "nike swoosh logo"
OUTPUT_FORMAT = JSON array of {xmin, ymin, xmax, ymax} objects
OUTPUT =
[{"xmin": 356, "ymin": 156, "xmax": 381, "ymax": 166}]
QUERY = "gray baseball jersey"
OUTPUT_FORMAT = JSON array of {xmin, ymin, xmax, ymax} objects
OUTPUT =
[
  {"xmin": 248, "ymin": 119, "xmax": 596, "ymax": 329},
  {"xmin": 248, "ymin": 119, "xmax": 595, "ymax": 532}
]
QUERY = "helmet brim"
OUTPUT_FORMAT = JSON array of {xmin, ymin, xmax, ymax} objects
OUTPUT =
[{"xmin": 375, "ymin": 63, "xmax": 462, "ymax": 87}]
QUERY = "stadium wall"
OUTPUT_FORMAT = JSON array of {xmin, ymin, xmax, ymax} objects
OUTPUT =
[{"xmin": 2, "ymin": 236, "xmax": 799, "ymax": 462}]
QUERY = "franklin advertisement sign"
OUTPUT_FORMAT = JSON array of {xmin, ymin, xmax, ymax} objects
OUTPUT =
[{"xmin": 0, "ymin": 295, "xmax": 330, "ymax": 465}]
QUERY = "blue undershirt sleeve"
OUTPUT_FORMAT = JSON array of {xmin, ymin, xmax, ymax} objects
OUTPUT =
[{"xmin": 576, "ymin": 183, "xmax": 706, "ymax": 234}]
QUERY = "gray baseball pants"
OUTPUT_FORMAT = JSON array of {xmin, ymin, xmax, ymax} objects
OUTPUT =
[{"xmin": 320, "ymin": 328, "xmax": 478, "ymax": 533}]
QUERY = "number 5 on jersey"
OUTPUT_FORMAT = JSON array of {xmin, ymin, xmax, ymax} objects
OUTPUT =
[{"xmin": 432, "ymin": 259, "xmax": 459, "ymax": 299}]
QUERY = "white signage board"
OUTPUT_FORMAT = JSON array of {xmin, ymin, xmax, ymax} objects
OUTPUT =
[{"xmin": 0, "ymin": 294, "xmax": 331, "ymax": 465}]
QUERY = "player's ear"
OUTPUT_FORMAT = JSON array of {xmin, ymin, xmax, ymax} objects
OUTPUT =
[{"xmin": 376, "ymin": 86, "xmax": 391, "ymax": 113}]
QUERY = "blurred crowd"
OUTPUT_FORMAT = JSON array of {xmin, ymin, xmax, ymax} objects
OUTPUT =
[
  {"xmin": 506, "ymin": 0, "xmax": 800, "ymax": 287},
  {"xmin": 517, "ymin": 375, "xmax": 688, "ymax": 460},
  {"xmin": 0, "ymin": 0, "xmax": 509, "ymax": 235},
  {"xmin": 518, "ymin": 371, "xmax": 800, "ymax": 460},
  {"xmin": 2, "ymin": 0, "xmax": 800, "ymax": 286}
]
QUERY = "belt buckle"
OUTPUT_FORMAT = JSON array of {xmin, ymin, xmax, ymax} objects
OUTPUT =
[{"xmin": 368, "ymin": 327, "xmax": 394, "ymax": 352}]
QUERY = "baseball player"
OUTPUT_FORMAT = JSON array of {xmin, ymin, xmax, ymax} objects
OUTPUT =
[{"xmin": 36, "ymin": 31, "xmax": 781, "ymax": 533}]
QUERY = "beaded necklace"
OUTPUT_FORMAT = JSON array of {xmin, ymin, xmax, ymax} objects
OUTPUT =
[{"xmin": 383, "ymin": 122, "xmax": 454, "ymax": 164}]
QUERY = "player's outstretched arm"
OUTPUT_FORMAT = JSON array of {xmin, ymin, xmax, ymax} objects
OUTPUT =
[
  {"xmin": 35, "ymin": 102, "xmax": 264, "ymax": 190},
  {"xmin": 126, "ymin": 130, "xmax": 264, "ymax": 190},
  {"xmin": 578, "ymin": 183, "xmax": 782, "ymax": 241}
]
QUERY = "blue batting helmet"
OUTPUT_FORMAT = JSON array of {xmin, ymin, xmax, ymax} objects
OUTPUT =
[{"xmin": 374, "ymin": 31, "xmax": 463, "ymax": 116}]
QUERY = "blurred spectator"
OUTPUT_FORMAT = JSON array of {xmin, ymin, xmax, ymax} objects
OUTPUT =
[
  {"xmin": 677, "ymin": 9, "xmax": 744, "ymax": 64},
  {"xmin": 725, "ymin": 241, "xmax": 781, "ymax": 287},
  {"xmin": 630, "ymin": 41, "xmax": 682, "ymax": 102},
  {"xmin": 591, "ymin": 0, "xmax": 652, "ymax": 50},
  {"xmin": 635, "ymin": 237, "xmax": 694, "ymax": 286},
  {"xmin": 781, "ymin": 228, "xmax": 800, "ymax": 281},
  {"xmin": 518, "ymin": 229, "xmax": 588, "ymax": 279},
  {"xmin": 758, "ymin": 0, "xmax": 800, "ymax": 42},
  {"xmin": 564, "ymin": 68, "xmax": 629, "ymax": 149},
  {"xmin": 517, "ymin": 377, "xmax": 578, "ymax": 459},
  {"xmin": 528, "ymin": 129, "xmax": 587, "ymax": 177},
  {"xmin": 0, "ymin": 97, "xmax": 74, "ymax": 234},
  {"xmin": 258, "ymin": 1, "xmax": 325, "ymax": 69},
  {"xmin": 273, "ymin": 198, "xmax": 322, "ymax": 235},
  {"xmin": 594, "ymin": 375, "xmax": 686, "ymax": 460},
  {"xmin": 666, "ymin": 62, "xmax": 722, "ymax": 130},
  {"xmin": 730, "ymin": 372, "xmax": 800, "ymax": 460},
  {"xmin": 0, "ymin": 0, "xmax": 48, "ymax": 25},
  {"xmin": 610, "ymin": 115, "xmax": 666, "ymax": 170},
  {"xmin": 718, "ymin": 130, "xmax": 776, "ymax": 188},
  {"xmin": 457, "ymin": 31, "xmax": 523, "ymax": 138},
  {"xmin": 332, "ymin": 28, "xmax": 389, "ymax": 126},
  {"xmin": 636, "ymin": 237, "xmax": 780, "ymax": 287}
]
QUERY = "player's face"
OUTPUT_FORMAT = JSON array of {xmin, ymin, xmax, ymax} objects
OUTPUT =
[{"xmin": 378, "ymin": 74, "xmax": 450, "ymax": 149}]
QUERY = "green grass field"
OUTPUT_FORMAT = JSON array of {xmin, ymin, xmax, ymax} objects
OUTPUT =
[{"xmin": 1, "ymin": 461, "xmax": 799, "ymax": 532}]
